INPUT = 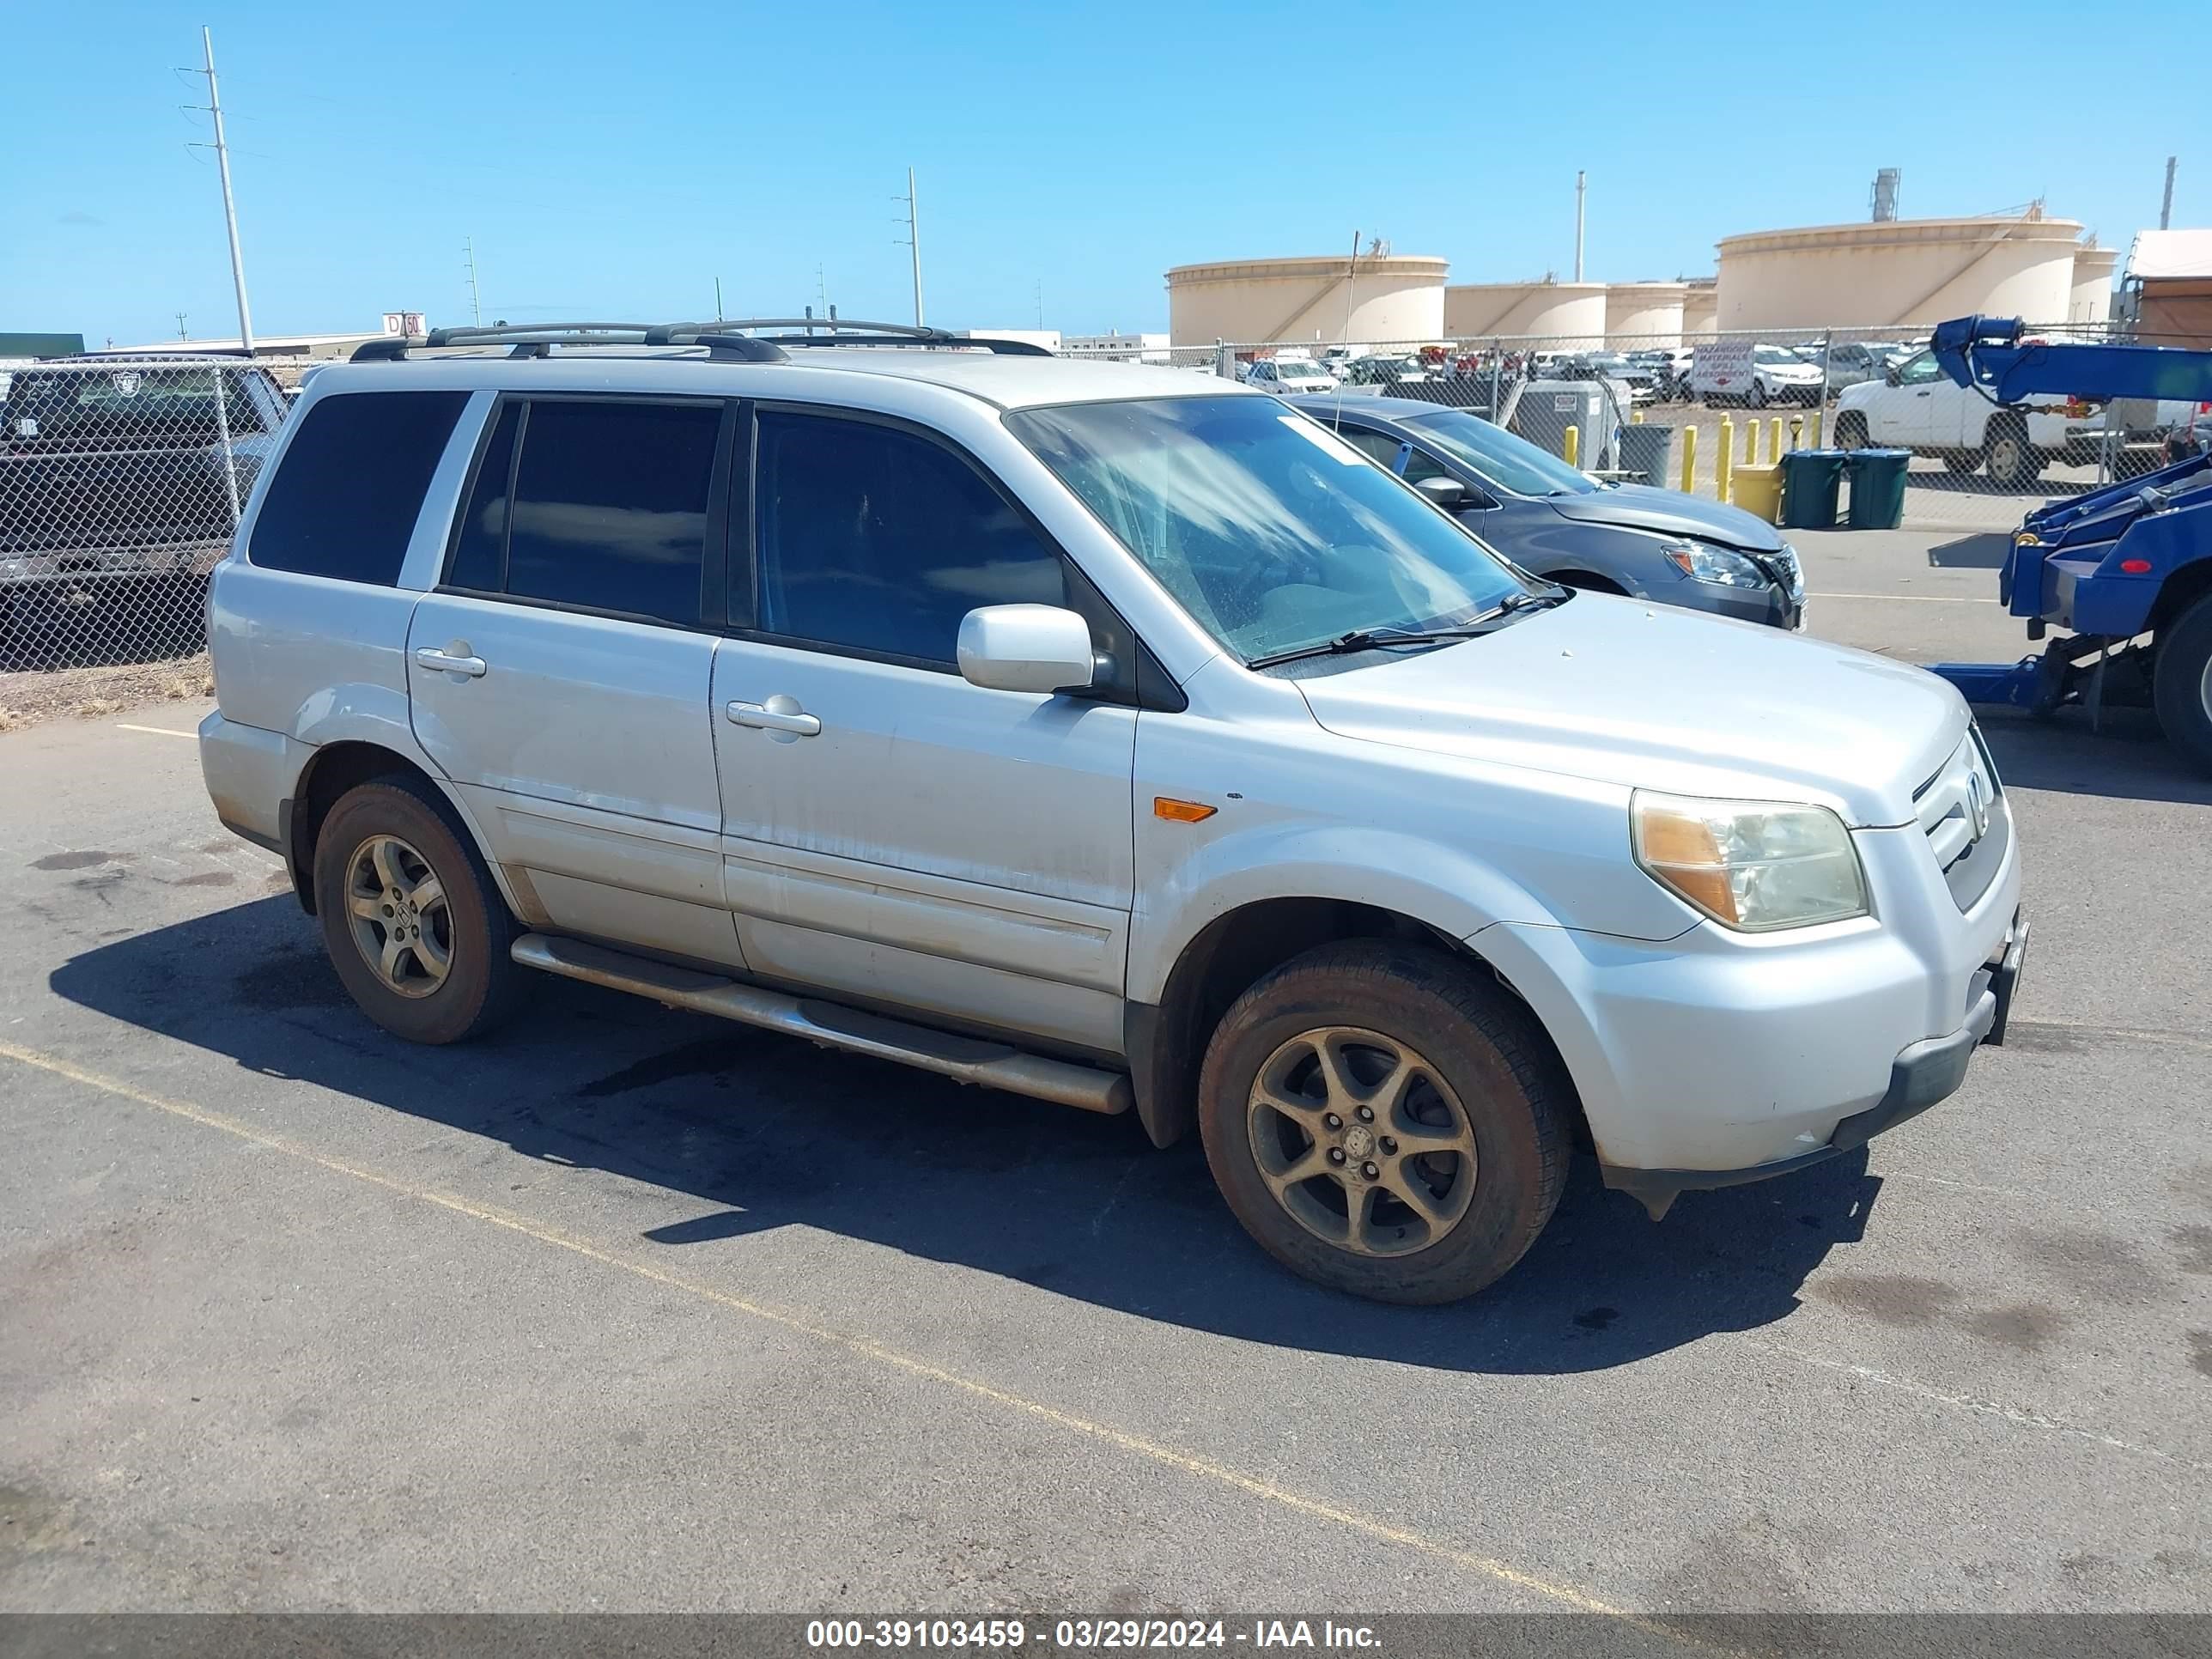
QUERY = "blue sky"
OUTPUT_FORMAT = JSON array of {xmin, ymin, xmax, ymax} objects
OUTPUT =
[{"xmin": 4, "ymin": 0, "xmax": 2204, "ymax": 346}]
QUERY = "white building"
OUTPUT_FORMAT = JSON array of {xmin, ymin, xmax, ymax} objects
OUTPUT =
[{"xmin": 1061, "ymin": 331, "xmax": 1170, "ymax": 362}]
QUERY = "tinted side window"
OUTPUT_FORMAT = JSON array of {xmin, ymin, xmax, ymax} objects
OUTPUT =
[
  {"xmin": 447, "ymin": 400, "xmax": 520, "ymax": 592},
  {"xmin": 249, "ymin": 391, "xmax": 466, "ymax": 583},
  {"xmin": 1338, "ymin": 428, "xmax": 1401, "ymax": 467},
  {"xmin": 755, "ymin": 413, "xmax": 1065, "ymax": 665},
  {"xmin": 505, "ymin": 400, "xmax": 720, "ymax": 626}
]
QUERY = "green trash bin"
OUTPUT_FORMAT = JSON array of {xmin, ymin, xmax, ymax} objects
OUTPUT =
[
  {"xmin": 1845, "ymin": 447, "xmax": 1910, "ymax": 530},
  {"xmin": 1780, "ymin": 448, "xmax": 1846, "ymax": 530},
  {"xmin": 1616, "ymin": 422, "xmax": 1674, "ymax": 488}
]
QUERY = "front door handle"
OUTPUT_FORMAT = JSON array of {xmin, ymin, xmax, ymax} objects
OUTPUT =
[
  {"xmin": 726, "ymin": 696, "xmax": 821, "ymax": 738},
  {"xmin": 415, "ymin": 645, "xmax": 488, "ymax": 678}
]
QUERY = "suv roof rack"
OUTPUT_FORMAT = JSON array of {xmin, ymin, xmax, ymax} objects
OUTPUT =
[
  {"xmin": 351, "ymin": 323, "xmax": 789, "ymax": 364},
  {"xmin": 347, "ymin": 319, "xmax": 1054, "ymax": 363}
]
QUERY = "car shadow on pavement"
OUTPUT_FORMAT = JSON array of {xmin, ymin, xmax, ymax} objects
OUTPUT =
[
  {"xmin": 1980, "ymin": 709, "xmax": 2212, "ymax": 806},
  {"xmin": 52, "ymin": 895, "xmax": 1886, "ymax": 1376}
]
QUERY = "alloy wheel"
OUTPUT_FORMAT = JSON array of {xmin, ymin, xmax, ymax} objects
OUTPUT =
[
  {"xmin": 1245, "ymin": 1025, "xmax": 1478, "ymax": 1258},
  {"xmin": 343, "ymin": 833, "xmax": 453, "ymax": 1000}
]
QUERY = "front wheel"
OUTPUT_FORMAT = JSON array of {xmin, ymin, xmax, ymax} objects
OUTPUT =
[
  {"xmin": 1833, "ymin": 412, "xmax": 1869, "ymax": 451},
  {"xmin": 1198, "ymin": 941, "xmax": 1571, "ymax": 1304},
  {"xmin": 313, "ymin": 775, "xmax": 520, "ymax": 1044},
  {"xmin": 1747, "ymin": 380, "xmax": 1769, "ymax": 409},
  {"xmin": 2153, "ymin": 592, "xmax": 2212, "ymax": 775}
]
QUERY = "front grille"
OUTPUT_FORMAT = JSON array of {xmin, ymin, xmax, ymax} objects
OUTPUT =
[{"xmin": 1912, "ymin": 728, "xmax": 2008, "ymax": 912}]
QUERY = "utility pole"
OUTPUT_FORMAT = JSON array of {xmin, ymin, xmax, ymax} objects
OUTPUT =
[
  {"xmin": 896, "ymin": 167, "xmax": 925, "ymax": 328},
  {"xmin": 1035, "ymin": 279, "xmax": 1043, "ymax": 331},
  {"xmin": 176, "ymin": 313, "xmax": 189, "ymax": 339},
  {"xmin": 1573, "ymin": 170, "xmax": 1587, "ymax": 283},
  {"xmin": 2161, "ymin": 155, "xmax": 2178, "ymax": 230},
  {"xmin": 817, "ymin": 265, "xmax": 830, "ymax": 325},
  {"xmin": 199, "ymin": 27, "xmax": 255, "ymax": 355},
  {"xmin": 464, "ymin": 237, "xmax": 483, "ymax": 326}
]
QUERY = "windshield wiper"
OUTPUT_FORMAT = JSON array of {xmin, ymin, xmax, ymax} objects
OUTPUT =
[{"xmin": 1245, "ymin": 597, "xmax": 1566, "ymax": 671}]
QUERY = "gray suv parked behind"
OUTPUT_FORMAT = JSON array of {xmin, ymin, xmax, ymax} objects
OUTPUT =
[{"xmin": 199, "ymin": 321, "xmax": 2025, "ymax": 1304}]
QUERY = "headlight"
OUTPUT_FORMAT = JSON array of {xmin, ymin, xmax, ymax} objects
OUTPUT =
[
  {"xmin": 1632, "ymin": 792, "xmax": 1869, "ymax": 932},
  {"xmin": 1660, "ymin": 538, "xmax": 1769, "ymax": 589}
]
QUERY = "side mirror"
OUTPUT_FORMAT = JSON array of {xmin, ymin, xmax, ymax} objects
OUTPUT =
[
  {"xmin": 1884, "ymin": 364, "xmax": 1901, "ymax": 386},
  {"xmin": 956, "ymin": 605, "xmax": 1097, "ymax": 695},
  {"xmin": 1416, "ymin": 476, "xmax": 1471, "ymax": 508}
]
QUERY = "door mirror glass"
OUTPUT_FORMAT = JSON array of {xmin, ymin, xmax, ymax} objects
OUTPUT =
[
  {"xmin": 1884, "ymin": 363, "xmax": 1901, "ymax": 386},
  {"xmin": 956, "ymin": 605, "xmax": 1097, "ymax": 695},
  {"xmin": 1416, "ymin": 475, "xmax": 1470, "ymax": 508}
]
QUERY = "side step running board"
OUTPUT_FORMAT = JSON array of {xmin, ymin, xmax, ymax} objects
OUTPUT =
[{"xmin": 512, "ymin": 933, "xmax": 1132, "ymax": 1116}]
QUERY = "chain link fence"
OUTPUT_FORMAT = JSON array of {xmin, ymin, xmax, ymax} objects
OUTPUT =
[
  {"xmin": 1169, "ymin": 321, "xmax": 2209, "ymax": 536},
  {"xmin": 0, "ymin": 355, "xmax": 291, "ymax": 720}
]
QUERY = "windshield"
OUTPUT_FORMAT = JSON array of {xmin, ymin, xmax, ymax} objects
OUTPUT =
[
  {"xmin": 1008, "ymin": 396, "xmax": 1527, "ymax": 664},
  {"xmin": 1753, "ymin": 347, "xmax": 1811, "ymax": 367},
  {"xmin": 1399, "ymin": 407, "xmax": 1595, "ymax": 498},
  {"xmin": 1277, "ymin": 362, "xmax": 1327, "ymax": 380}
]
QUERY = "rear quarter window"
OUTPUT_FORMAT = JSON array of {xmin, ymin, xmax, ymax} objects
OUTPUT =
[{"xmin": 249, "ymin": 390, "xmax": 467, "ymax": 583}]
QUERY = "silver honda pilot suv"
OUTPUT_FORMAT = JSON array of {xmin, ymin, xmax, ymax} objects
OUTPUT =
[{"xmin": 198, "ymin": 322, "xmax": 2026, "ymax": 1304}]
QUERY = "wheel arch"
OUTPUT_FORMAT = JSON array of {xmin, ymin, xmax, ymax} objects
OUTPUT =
[
  {"xmin": 1127, "ymin": 896, "xmax": 1587, "ymax": 1156},
  {"xmin": 2148, "ymin": 558, "xmax": 2212, "ymax": 637},
  {"xmin": 285, "ymin": 740, "xmax": 514, "ymax": 921}
]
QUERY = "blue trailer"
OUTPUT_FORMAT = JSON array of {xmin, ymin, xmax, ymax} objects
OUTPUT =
[{"xmin": 1924, "ymin": 315, "xmax": 2212, "ymax": 773}]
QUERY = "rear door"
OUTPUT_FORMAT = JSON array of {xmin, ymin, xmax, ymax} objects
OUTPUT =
[
  {"xmin": 710, "ymin": 405, "xmax": 1138, "ymax": 1053},
  {"xmin": 407, "ymin": 393, "xmax": 747, "ymax": 968}
]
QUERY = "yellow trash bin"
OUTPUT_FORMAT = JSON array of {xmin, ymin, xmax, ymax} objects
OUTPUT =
[{"xmin": 1729, "ymin": 462, "xmax": 1784, "ymax": 524}]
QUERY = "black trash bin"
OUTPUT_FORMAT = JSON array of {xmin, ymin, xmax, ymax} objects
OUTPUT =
[
  {"xmin": 1845, "ymin": 447, "xmax": 1910, "ymax": 530},
  {"xmin": 1780, "ymin": 448, "xmax": 1846, "ymax": 530},
  {"xmin": 1617, "ymin": 422, "xmax": 1674, "ymax": 488}
]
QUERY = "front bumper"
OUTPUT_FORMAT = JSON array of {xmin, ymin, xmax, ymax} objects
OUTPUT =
[{"xmin": 1602, "ymin": 911, "xmax": 2028, "ymax": 1218}]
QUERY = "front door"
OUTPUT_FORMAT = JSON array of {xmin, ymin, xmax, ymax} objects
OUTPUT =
[
  {"xmin": 1878, "ymin": 351, "xmax": 1951, "ymax": 447},
  {"xmin": 711, "ymin": 407, "xmax": 1137, "ymax": 1053},
  {"xmin": 408, "ymin": 394, "xmax": 744, "ymax": 968}
]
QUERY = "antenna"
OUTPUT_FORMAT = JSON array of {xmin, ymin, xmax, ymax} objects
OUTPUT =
[
  {"xmin": 464, "ymin": 237, "xmax": 483, "ymax": 326},
  {"xmin": 892, "ymin": 167, "xmax": 925, "ymax": 328},
  {"xmin": 190, "ymin": 27, "xmax": 255, "ymax": 354}
]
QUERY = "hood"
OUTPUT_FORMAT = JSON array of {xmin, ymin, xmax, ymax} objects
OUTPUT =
[
  {"xmin": 1293, "ymin": 593, "xmax": 1968, "ymax": 826},
  {"xmin": 1541, "ymin": 482, "xmax": 1786, "ymax": 551}
]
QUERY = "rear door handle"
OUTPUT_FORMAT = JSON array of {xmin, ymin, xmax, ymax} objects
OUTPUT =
[
  {"xmin": 726, "ymin": 697, "xmax": 820, "ymax": 738},
  {"xmin": 415, "ymin": 646, "xmax": 488, "ymax": 678}
]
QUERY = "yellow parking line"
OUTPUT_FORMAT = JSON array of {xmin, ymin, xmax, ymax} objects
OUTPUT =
[
  {"xmin": 113, "ymin": 723, "xmax": 199, "ymax": 738},
  {"xmin": 0, "ymin": 1038, "xmax": 1664, "ymax": 1628}
]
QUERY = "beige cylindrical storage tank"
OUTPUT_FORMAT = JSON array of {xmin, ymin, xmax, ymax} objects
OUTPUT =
[
  {"xmin": 1165, "ymin": 255, "xmax": 1448, "ymax": 349},
  {"xmin": 1714, "ymin": 213, "xmax": 2089, "ymax": 331},
  {"xmin": 1441, "ymin": 281, "xmax": 1607, "ymax": 345},
  {"xmin": 1681, "ymin": 280, "xmax": 1718, "ymax": 337},
  {"xmin": 1603, "ymin": 281, "xmax": 1687, "ymax": 347},
  {"xmin": 2070, "ymin": 246, "xmax": 2118, "ymax": 325}
]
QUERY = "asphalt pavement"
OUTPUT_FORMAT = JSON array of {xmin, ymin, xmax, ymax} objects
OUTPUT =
[{"xmin": 2, "ymin": 531, "xmax": 2208, "ymax": 1624}]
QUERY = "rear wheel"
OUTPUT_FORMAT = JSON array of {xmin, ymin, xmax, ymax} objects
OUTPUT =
[
  {"xmin": 1984, "ymin": 419, "xmax": 2044, "ymax": 490},
  {"xmin": 2153, "ymin": 592, "xmax": 2212, "ymax": 775},
  {"xmin": 1748, "ymin": 379, "xmax": 1770, "ymax": 409},
  {"xmin": 313, "ymin": 775, "xmax": 519, "ymax": 1044},
  {"xmin": 1198, "ymin": 941, "xmax": 1571, "ymax": 1304}
]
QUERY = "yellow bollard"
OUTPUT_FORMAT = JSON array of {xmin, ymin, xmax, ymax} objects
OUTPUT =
[
  {"xmin": 1770, "ymin": 416, "xmax": 1784, "ymax": 460},
  {"xmin": 1680, "ymin": 423, "xmax": 1698, "ymax": 493},
  {"xmin": 1717, "ymin": 417, "xmax": 1735, "ymax": 503},
  {"xmin": 1787, "ymin": 416, "xmax": 1803, "ymax": 453},
  {"xmin": 1563, "ymin": 423, "xmax": 1579, "ymax": 469},
  {"xmin": 1630, "ymin": 408, "xmax": 1644, "ymax": 425},
  {"xmin": 1744, "ymin": 418, "xmax": 1759, "ymax": 465},
  {"xmin": 1807, "ymin": 410, "xmax": 1822, "ymax": 448}
]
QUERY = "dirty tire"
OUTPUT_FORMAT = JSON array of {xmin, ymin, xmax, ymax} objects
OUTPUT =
[
  {"xmin": 313, "ymin": 775, "xmax": 519, "ymax": 1044},
  {"xmin": 1832, "ymin": 412, "xmax": 1868, "ymax": 451},
  {"xmin": 1198, "ymin": 940, "xmax": 1571, "ymax": 1304},
  {"xmin": 2153, "ymin": 591, "xmax": 2212, "ymax": 775}
]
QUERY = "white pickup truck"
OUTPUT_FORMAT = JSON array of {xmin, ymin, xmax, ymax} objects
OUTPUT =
[{"xmin": 1832, "ymin": 347, "xmax": 2194, "ymax": 489}]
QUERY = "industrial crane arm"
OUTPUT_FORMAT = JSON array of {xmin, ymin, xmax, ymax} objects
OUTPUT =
[{"xmin": 1930, "ymin": 315, "xmax": 2212, "ymax": 406}]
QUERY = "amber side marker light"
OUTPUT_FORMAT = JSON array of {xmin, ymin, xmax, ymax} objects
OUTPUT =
[{"xmin": 1154, "ymin": 797, "xmax": 1217, "ymax": 823}]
